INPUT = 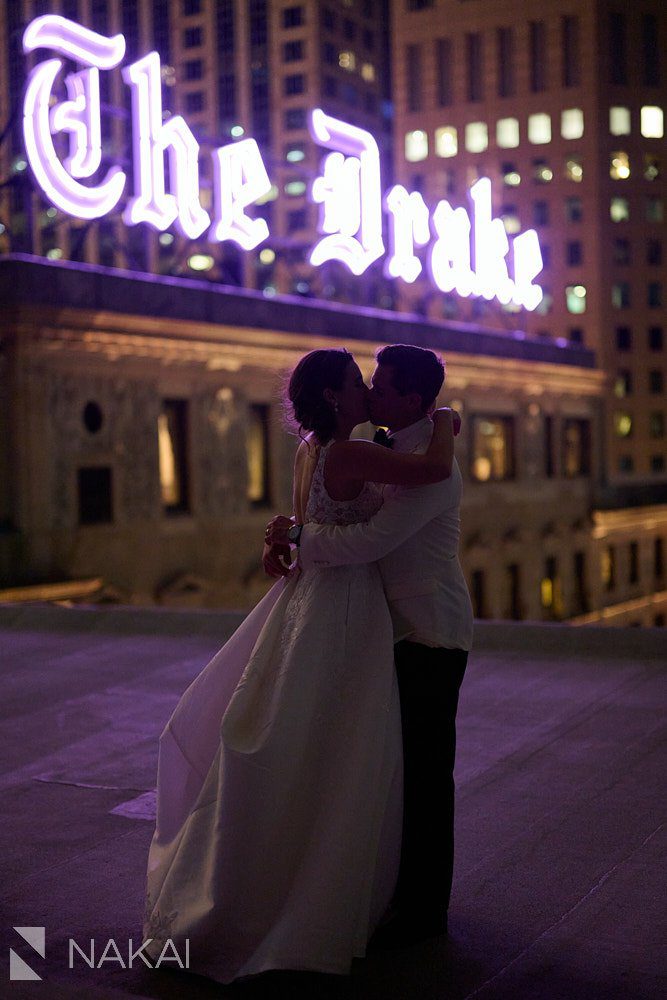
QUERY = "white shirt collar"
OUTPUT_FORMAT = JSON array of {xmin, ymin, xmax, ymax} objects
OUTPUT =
[{"xmin": 388, "ymin": 416, "xmax": 432, "ymax": 451}]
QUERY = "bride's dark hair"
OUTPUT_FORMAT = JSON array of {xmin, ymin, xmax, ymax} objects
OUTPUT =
[{"xmin": 287, "ymin": 348, "xmax": 353, "ymax": 445}]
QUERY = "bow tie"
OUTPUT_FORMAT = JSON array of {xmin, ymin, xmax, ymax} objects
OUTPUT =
[{"xmin": 373, "ymin": 427, "xmax": 393, "ymax": 448}]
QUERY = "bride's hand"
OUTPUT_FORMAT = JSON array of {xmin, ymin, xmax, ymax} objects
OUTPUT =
[
  {"xmin": 433, "ymin": 406, "xmax": 461, "ymax": 436},
  {"xmin": 264, "ymin": 514, "xmax": 294, "ymax": 546},
  {"xmin": 263, "ymin": 542, "xmax": 293, "ymax": 578}
]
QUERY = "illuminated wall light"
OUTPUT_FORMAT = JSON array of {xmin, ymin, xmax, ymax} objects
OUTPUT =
[
  {"xmin": 361, "ymin": 62, "xmax": 375, "ymax": 82},
  {"xmin": 22, "ymin": 16, "xmax": 127, "ymax": 218},
  {"xmin": 263, "ymin": 284, "xmax": 277, "ymax": 297},
  {"xmin": 285, "ymin": 148, "xmax": 304, "ymax": 163},
  {"xmin": 188, "ymin": 253, "xmax": 214, "ymax": 271},
  {"xmin": 464, "ymin": 122, "xmax": 488, "ymax": 154},
  {"xmin": 46, "ymin": 206, "xmax": 57, "ymax": 217},
  {"xmin": 285, "ymin": 180, "xmax": 306, "ymax": 195},
  {"xmin": 504, "ymin": 171, "xmax": 521, "ymax": 187},
  {"xmin": 230, "ymin": 125, "xmax": 245, "ymax": 138},
  {"xmin": 13, "ymin": 157, "xmax": 28, "ymax": 172},
  {"xmin": 566, "ymin": 284, "xmax": 587, "ymax": 314},
  {"xmin": 528, "ymin": 113, "xmax": 551, "ymax": 144},
  {"xmin": 610, "ymin": 197, "xmax": 629, "ymax": 222},
  {"xmin": 565, "ymin": 157, "xmax": 583, "ymax": 182},
  {"xmin": 46, "ymin": 247, "xmax": 62, "ymax": 258},
  {"xmin": 640, "ymin": 106, "xmax": 664, "ymax": 139},
  {"xmin": 405, "ymin": 129, "xmax": 428, "ymax": 162},
  {"xmin": 339, "ymin": 50, "xmax": 356, "ymax": 71},
  {"xmin": 496, "ymin": 118, "xmax": 519, "ymax": 149},
  {"xmin": 435, "ymin": 126, "xmax": 457, "ymax": 158},
  {"xmin": 561, "ymin": 109, "xmax": 584, "ymax": 140},
  {"xmin": 158, "ymin": 232, "xmax": 174, "ymax": 245},
  {"xmin": 310, "ymin": 109, "xmax": 384, "ymax": 274},
  {"xmin": 259, "ymin": 247, "xmax": 275, "ymax": 264},
  {"xmin": 610, "ymin": 152, "xmax": 630, "ymax": 180},
  {"xmin": 614, "ymin": 412, "xmax": 632, "ymax": 437},
  {"xmin": 609, "ymin": 106, "xmax": 631, "ymax": 136}
]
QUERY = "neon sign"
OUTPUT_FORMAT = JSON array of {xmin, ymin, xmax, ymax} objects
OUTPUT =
[{"xmin": 23, "ymin": 15, "xmax": 544, "ymax": 310}]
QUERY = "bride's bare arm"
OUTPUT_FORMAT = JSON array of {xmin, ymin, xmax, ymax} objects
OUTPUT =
[{"xmin": 326, "ymin": 408, "xmax": 455, "ymax": 487}]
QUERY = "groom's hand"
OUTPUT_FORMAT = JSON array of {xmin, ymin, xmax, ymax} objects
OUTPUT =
[
  {"xmin": 452, "ymin": 409, "xmax": 462, "ymax": 436},
  {"xmin": 263, "ymin": 542, "xmax": 292, "ymax": 578},
  {"xmin": 264, "ymin": 514, "xmax": 293, "ymax": 546}
]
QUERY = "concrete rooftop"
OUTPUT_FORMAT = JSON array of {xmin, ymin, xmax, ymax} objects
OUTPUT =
[{"xmin": 0, "ymin": 603, "xmax": 665, "ymax": 1000}]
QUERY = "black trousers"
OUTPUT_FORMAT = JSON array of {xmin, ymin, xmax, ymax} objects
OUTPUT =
[{"xmin": 392, "ymin": 640, "xmax": 468, "ymax": 923}]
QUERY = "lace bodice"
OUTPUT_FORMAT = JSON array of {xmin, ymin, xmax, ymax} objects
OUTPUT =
[{"xmin": 305, "ymin": 441, "xmax": 382, "ymax": 526}]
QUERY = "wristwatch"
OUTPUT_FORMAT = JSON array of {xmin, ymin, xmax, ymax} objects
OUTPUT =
[{"xmin": 287, "ymin": 523, "xmax": 303, "ymax": 545}]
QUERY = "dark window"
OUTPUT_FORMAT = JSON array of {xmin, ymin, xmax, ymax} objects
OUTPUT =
[
  {"xmin": 78, "ymin": 467, "xmax": 113, "ymax": 525},
  {"xmin": 184, "ymin": 60, "xmax": 203, "ymax": 80},
  {"xmin": 284, "ymin": 108, "xmax": 306, "ymax": 129},
  {"xmin": 649, "ymin": 370, "xmax": 664, "ymax": 394},
  {"xmin": 612, "ymin": 281, "xmax": 630, "ymax": 309},
  {"xmin": 466, "ymin": 32, "xmax": 483, "ymax": 102},
  {"xmin": 284, "ymin": 40, "xmax": 304, "ymax": 62},
  {"xmin": 363, "ymin": 29, "xmax": 374, "ymax": 51},
  {"xmin": 616, "ymin": 326, "xmax": 632, "ymax": 351},
  {"xmin": 649, "ymin": 412, "xmax": 664, "ymax": 438},
  {"xmin": 216, "ymin": 0, "xmax": 234, "ymax": 55},
  {"xmin": 562, "ymin": 418, "xmax": 591, "ymax": 477},
  {"xmin": 82, "ymin": 401, "xmax": 103, "ymax": 434},
  {"xmin": 573, "ymin": 551, "xmax": 589, "ymax": 614},
  {"xmin": 159, "ymin": 400, "xmax": 190, "ymax": 515},
  {"xmin": 497, "ymin": 27, "xmax": 515, "ymax": 98},
  {"xmin": 287, "ymin": 208, "xmax": 307, "ymax": 231},
  {"xmin": 610, "ymin": 12, "xmax": 627, "ymax": 85},
  {"xmin": 544, "ymin": 415, "xmax": 554, "ymax": 477},
  {"xmin": 343, "ymin": 18, "xmax": 355, "ymax": 41},
  {"xmin": 470, "ymin": 415, "xmax": 515, "ymax": 481},
  {"xmin": 184, "ymin": 26, "xmax": 202, "ymax": 47},
  {"xmin": 406, "ymin": 44, "xmax": 422, "ymax": 112},
  {"xmin": 613, "ymin": 238, "xmax": 631, "ymax": 265},
  {"xmin": 648, "ymin": 282, "xmax": 663, "ymax": 308},
  {"xmin": 619, "ymin": 455, "xmax": 634, "ymax": 473},
  {"xmin": 649, "ymin": 326, "xmax": 663, "ymax": 351},
  {"xmin": 616, "ymin": 370, "xmax": 632, "ymax": 396},
  {"xmin": 249, "ymin": 0, "xmax": 268, "ymax": 47},
  {"xmin": 569, "ymin": 328, "xmax": 583, "ymax": 344},
  {"xmin": 629, "ymin": 542, "xmax": 639, "ymax": 584},
  {"xmin": 529, "ymin": 21, "xmax": 547, "ymax": 92},
  {"xmin": 562, "ymin": 15, "xmax": 580, "ymax": 87},
  {"xmin": 153, "ymin": 0, "xmax": 171, "ymax": 64},
  {"xmin": 566, "ymin": 241, "xmax": 582, "ymax": 266},
  {"xmin": 655, "ymin": 538, "xmax": 664, "ymax": 580},
  {"xmin": 506, "ymin": 563, "xmax": 521, "ymax": 619},
  {"xmin": 471, "ymin": 569, "xmax": 486, "ymax": 618},
  {"xmin": 565, "ymin": 197, "xmax": 582, "ymax": 222},
  {"xmin": 323, "ymin": 75, "xmax": 337, "ymax": 97},
  {"xmin": 185, "ymin": 91, "xmax": 204, "ymax": 113},
  {"xmin": 283, "ymin": 6, "xmax": 303, "ymax": 28},
  {"xmin": 647, "ymin": 239, "xmax": 662, "ymax": 266},
  {"xmin": 183, "ymin": 0, "xmax": 201, "ymax": 14},
  {"xmin": 121, "ymin": 0, "xmax": 139, "ymax": 60},
  {"xmin": 218, "ymin": 73, "xmax": 236, "ymax": 122},
  {"xmin": 436, "ymin": 38, "xmax": 452, "ymax": 106},
  {"xmin": 642, "ymin": 14, "xmax": 660, "ymax": 86},
  {"xmin": 323, "ymin": 41, "xmax": 337, "ymax": 64},
  {"xmin": 284, "ymin": 74, "xmax": 305, "ymax": 96},
  {"xmin": 651, "ymin": 455, "xmax": 665, "ymax": 473},
  {"xmin": 407, "ymin": 0, "xmax": 435, "ymax": 9},
  {"xmin": 247, "ymin": 404, "xmax": 271, "ymax": 505},
  {"xmin": 533, "ymin": 200, "xmax": 549, "ymax": 226},
  {"xmin": 323, "ymin": 7, "xmax": 336, "ymax": 31}
]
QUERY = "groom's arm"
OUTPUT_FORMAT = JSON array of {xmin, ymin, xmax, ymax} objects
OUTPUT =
[{"xmin": 298, "ymin": 483, "xmax": 444, "ymax": 570}]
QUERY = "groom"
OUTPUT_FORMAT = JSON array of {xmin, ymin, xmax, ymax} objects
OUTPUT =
[{"xmin": 264, "ymin": 343, "xmax": 474, "ymax": 948}]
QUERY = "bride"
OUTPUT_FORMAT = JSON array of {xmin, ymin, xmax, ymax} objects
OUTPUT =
[{"xmin": 142, "ymin": 348, "xmax": 455, "ymax": 984}]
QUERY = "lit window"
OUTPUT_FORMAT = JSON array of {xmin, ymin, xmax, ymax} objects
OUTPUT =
[
  {"xmin": 565, "ymin": 156, "xmax": 583, "ymax": 182},
  {"xmin": 562, "ymin": 419, "xmax": 590, "ymax": 477},
  {"xmin": 533, "ymin": 160, "xmax": 553, "ymax": 183},
  {"xmin": 601, "ymin": 546, "xmax": 615, "ymax": 589},
  {"xmin": 158, "ymin": 400, "xmax": 190, "ymax": 513},
  {"xmin": 614, "ymin": 371, "xmax": 632, "ymax": 397},
  {"xmin": 339, "ymin": 50, "xmax": 356, "ymax": 71},
  {"xmin": 361, "ymin": 62, "xmax": 375, "ymax": 81},
  {"xmin": 566, "ymin": 284, "xmax": 586, "ymax": 313},
  {"xmin": 612, "ymin": 281, "xmax": 630, "ymax": 309},
  {"xmin": 609, "ymin": 106, "xmax": 630, "ymax": 135},
  {"xmin": 645, "ymin": 197, "xmax": 664, "ymax": 223},
  {"xmin": 496, "ymin": 117, "xmax": 519, "ymax": 148},
  {"xmin": 285, "ymin": 145, "xmax": 305, "ymax": 163},
  {"xmin": 435, "ymin": 126, "xmax": 457, "ymax": 158},
  {"xmin": 614, "ymin": 412, "xmax": 633, "ymax": 437},
  {"xmin": 528, "ymin": 113, "xmax": 551, "ymax": 144},
  {"xmin": 405, "ymin": 129, "xmax": 428, "ymax": 161},
  {"xmin": 644, "ymin": 154, "xmax": 660, "ymax": 181},
  {"xmin": 610, "ymin": 197, "xmax": 629, "ymax": 222},
  {"xmin": 610, "ymin": 152, "xmax": 630, "ymax": 180},
  {"xmin": 641, "ymin": 106, "xmax": 664, "ymax": 139},
  {"xmin": 470, "ymin": 416, "xmax": 515, "ymax": 481},
  {"xmin": 561, "ymin": 108, "xmax": 584, "ymax": 139},
  {"xmin": 285, "ymin": 180, "xmax": 306, "ymax": 196},
  {"xmin": 465, "ymin": 122, "xmax": 488, "ymax": 153},
  {"xmin": 247, "ymin": 404, "xmax": 271, "ymax": 505}
]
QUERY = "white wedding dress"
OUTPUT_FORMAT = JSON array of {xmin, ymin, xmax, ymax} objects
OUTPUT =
[{"xmin": 142, "ymin": 441, "xmax": 403, "ymax": 983}]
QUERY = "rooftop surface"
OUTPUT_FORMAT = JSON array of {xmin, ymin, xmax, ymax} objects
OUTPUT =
[{"xmin": 0, "ymin": 604, "xmax": 664, "ymax": 1000}]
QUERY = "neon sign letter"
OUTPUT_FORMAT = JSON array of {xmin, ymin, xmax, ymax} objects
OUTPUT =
[
  {"xmin": 22, "ymin": 15, "xmax": 126, "ymax": 218},
  {"xmin": 209, "ymin": 139, "xmax": 271, "ymax": 250},
  {"xmin": 122, "ymin": 52, "xmax": 210, "ymax": 239},
  {"xmin": 429, "ymin": 200, "xmax": 475, "ymax": 298},
  {"xmin": 309, "ymin": 109, "xmax": 384, "ymax": 275},
  {"xmin": 384, "ymin": 185, "xmax": 430, "ymax": 283}
]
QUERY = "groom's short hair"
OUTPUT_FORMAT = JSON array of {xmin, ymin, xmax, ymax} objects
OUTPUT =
[{"xmin": 376, "ymin": 344, "xmax": 445, "ymax": 411}]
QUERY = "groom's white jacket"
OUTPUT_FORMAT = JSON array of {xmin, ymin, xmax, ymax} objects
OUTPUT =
[{"xmin": 299, "ymin": 416, "xmax": 474, "ymax": 651}]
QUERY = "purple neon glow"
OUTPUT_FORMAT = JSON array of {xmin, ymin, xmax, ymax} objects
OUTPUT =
[
  {"xmin": 309, "ymin": 109, "xmax": 384, "ymax": 275},
  {"xmin": 209, "ymin": 139, "xmax": 271, "ymax": 250},
  {"xmin": 23, "ymin": 59, "xmax": 126, "ymax": 219},
  {"xmin": 470, "ymin": 179, "xmax": 514, "ymax": 305},
  {"xmin": 512, "ymin": 231, "xmax": 544, "ymax": 311},
  {"xmin": 23, "ymin": 15, "xmax": 126, "ymax": 68},
  {"xmin": 428, "ymin": 200, "xmax": 475, "ymax": 298},
  {"xmin": 384, "ymin": 185, "xmax": 430, "ymax": 283},
  {"xmin": 50, "ymin": 68, "xmax": 102, "ymax": 178},
  {"xmin": 122, "ymin": 52, "xmax": 210, "ymax": 239}
]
